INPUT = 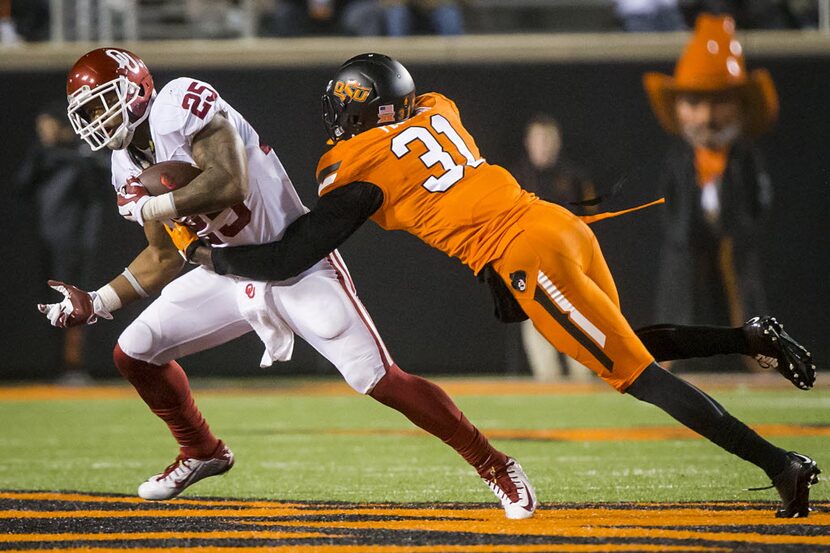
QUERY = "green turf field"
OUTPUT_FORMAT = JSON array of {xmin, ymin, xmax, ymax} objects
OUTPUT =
[{"xmin": 1, "ymin": 378, "xmax": 828, "ymax": 506}]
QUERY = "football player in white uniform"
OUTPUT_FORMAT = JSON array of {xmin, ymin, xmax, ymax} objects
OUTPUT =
[{"xmin": 36, "ymin": 48, "xmax": 537, "ymax": 518}]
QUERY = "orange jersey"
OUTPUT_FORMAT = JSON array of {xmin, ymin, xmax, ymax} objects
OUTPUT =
[{"xmin": 316, "ymin": 93, "xmax": 537, "ymax": 273}]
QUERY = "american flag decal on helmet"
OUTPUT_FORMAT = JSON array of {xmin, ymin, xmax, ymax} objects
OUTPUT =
[{"xmin": 378, "ymin": 104, "xmax": 396, "ymax": 123}]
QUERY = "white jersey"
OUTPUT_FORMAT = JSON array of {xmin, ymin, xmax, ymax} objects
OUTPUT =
[
  {"xmin": 108, "ymin": 80, "xmax": 391, "ymax": 393},
  {"xmin": 111, "ymin": 77, "xmax": 307, "ymax": 248}
]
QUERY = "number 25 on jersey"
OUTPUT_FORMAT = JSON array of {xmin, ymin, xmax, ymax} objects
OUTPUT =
[
  {"xmin": 391, "ymin": 114, "xmax": 484, "ymax": 193},
  {"xmin": 181, "ymin": 81, "xmax": 217, "ymax": 120}
]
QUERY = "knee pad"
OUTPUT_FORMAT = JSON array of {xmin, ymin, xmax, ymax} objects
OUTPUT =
[
  {"xmin": 118, "ymin": 319, "xmax": 156, "ymax": 360},
  {"xmin": 303, "ymin": 282, "xmax": 352, "ymax": 340},
  {"xmin": 279, "ymin": 276, "xmax": 353, "ymax": 340}
]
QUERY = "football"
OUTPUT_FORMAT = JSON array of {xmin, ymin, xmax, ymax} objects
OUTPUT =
[{"xmin": 137, "ymin": 160, "xmax": 202, "ymax": 196}]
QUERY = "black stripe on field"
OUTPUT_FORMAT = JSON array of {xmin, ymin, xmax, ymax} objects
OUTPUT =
[
  {"xmin": 0, "ymin": 499, "xmax": 254, "ymax": 512},
  {"xmin": 533, "ymin": 287, "xmax": 614, "ymax": 371},
  {"xmin": 1, "ymin": 494, "xmax": 828, "ymax": 553},
  {"xmin": 650, "ymin": 524, "xmax": 830, "ymax": 537},
  {"xmin": 0, "ymin": 532, "xmax": 825, "ymax": 553},
  {"xmin": 545, "ymin": 501, "xmax": 829, "ymax": 512},
  {"xmin": 0, "ymin": 512, "xmax": 480, "ymax": 536},
  {"xmin": 3, "ymin": 494, "xmax": 828, "ymax": 513}
]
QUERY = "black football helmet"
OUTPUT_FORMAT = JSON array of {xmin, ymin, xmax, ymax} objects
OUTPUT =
[{"xmin": 322, "ymin": 53, "xmax": 416, "ymax": 142}]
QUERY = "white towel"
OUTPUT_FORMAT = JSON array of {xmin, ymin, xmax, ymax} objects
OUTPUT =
[{"xmin": 236, "ymin": 280, "xmax": 295, "ymax": 368}]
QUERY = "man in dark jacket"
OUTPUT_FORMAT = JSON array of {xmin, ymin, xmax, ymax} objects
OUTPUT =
[{"xmin": 15, "ymin": 101, "xmax": 109, "ymax": 383}]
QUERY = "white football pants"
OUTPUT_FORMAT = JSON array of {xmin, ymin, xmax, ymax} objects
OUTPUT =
[{"xmin": 117, "ymin": 252, "xmax": 392, "ymax": 394}]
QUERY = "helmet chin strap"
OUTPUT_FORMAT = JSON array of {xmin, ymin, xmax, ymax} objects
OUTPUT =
[
  {"xmin": 106, "ymin": 125, "xmax": 134, "ymax": 150},
  {"xmin": 108, "ymin": 91, "xmax": 154, "ymax": 150}
]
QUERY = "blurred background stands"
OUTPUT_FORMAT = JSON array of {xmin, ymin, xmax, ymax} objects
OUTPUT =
[{"xmin": 3, "ymin": 0, "xmax": 827, "ymax": 44}]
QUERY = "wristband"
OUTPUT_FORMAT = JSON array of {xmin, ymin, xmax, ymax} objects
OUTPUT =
[
  {"xmin": 184, "ymin": 241, "xmax": 201, "ymax": 264},
  {"xmin": 140, "ymin": 193, "xmax": 177, "ymax": 222},
  {"xmin": 94, "ymin": 284, "xmax": 123, "ymax": 314}
]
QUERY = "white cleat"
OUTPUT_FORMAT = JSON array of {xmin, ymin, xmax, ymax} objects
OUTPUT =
[
  {"xmin": 138, "ymin": 442, "xmax": 234, "ymax": 500},
  {"xmin": 482, "ymin": 457, "xmax": 539, "ymax": 519}
]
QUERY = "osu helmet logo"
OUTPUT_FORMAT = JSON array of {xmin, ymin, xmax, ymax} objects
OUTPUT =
[{"xmin": 333, "ymin": 80, "xmax": 372, "ymax": 103}]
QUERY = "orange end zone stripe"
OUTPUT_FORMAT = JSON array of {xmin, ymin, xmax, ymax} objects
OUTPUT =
[
  {"xmin": 0, "ymin": 530, "xmax": 334, "ymax": 543},
  {"xmin": 0, "ymin": 546, "xmax": 729, "ymax": 553},
  {"xmin": 0, "ymin": 544, "xmax": 732, "ymax": 553}
]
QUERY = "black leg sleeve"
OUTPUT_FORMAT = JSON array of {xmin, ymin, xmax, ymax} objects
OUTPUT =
[
  {"xmin": 626, "ymin": 363, "xmax": 787, "ymax": 479},
  {"xmin": 635, "ymin": 324, "xmax": 749, "ymax": 361}
]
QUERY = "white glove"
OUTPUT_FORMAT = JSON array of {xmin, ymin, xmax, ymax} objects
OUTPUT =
[
  {"xmin": 37, "ymin": 280, "xmax": 113, "ymax": 328},
  {"xmin": 116, "ymin": 180, "xmax": 151, "ymax": 226}
]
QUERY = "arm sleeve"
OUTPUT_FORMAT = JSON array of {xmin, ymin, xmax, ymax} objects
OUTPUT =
[{"xmin": 211, "ymin": 181, "xmax": 383, "ymax": 281}]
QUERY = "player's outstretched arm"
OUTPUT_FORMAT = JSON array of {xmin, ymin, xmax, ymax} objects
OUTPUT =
[
  {"xmin": 203, "ymin": 181, "xmax": 383, "ymax": 281},
  {"xmin": 118, "ymin": 222, "xmax": 186, "ymax": 300},
  {"xmin": 37, "ymin": 222, "xmax": 184, "ymax": 328}
]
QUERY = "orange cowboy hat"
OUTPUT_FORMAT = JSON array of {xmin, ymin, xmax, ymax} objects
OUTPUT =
[{"xmin": 643, "ymin": 13, "xmax": 778, "ymax": 137}]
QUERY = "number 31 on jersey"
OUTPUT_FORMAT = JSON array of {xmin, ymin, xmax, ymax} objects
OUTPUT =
[{"xmin": 391, "ymin": 114, "xmax": 484, "ymax": 193}]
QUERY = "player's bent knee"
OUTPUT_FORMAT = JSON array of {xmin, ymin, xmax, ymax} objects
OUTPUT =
[
  {"xmin": 367, "ymin": 363, "xmax": 407, "ymax": 399},
  {"xmin": 311, "ymin": 304, "xmax": 351, "ymax": 340},
  {"xmin": 113, "ymin": 343, "xmax": 149, "ymax": 378},
  {"xmin": 286, "ymin": 278, "xmax": 352, "ymax": 340},
  {"xmin": 117, "ymin": 319, "xmax": 157, "ymax": 361},
  {"xmin": 341, "ymin": 359, "xmax": 387, "ymax": 394}
]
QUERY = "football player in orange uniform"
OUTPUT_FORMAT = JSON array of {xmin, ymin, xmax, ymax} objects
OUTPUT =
[{"xmin": 175, "ymin": 54, "xmax": 819, "ymax": 517}]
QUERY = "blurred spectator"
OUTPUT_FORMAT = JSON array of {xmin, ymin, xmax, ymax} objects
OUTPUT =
[
  {"xmin": 260, "ymin": 0, "xmax": 383, "ymax": 37},
  {"xmin": 643, "ymin": 14, "xmax": 777, "ymax": 370},
  {"xmin": 340, "ymin": 0, "xmax": 385, "ymax": 35},
  {"xmin": 10, "ymin": 0, "xmax": 49, "ymax": 42},
  {"xmin": 514, "ymin": 114, "xmax": 598, "ymax": 214},
  {"xmin": 690, "ymin": 0, "xmax": 808, "ymax": 29},
  {"xmin": 187, "ymin": 0, "xmax": 243, "ymax": 38},
  {"xmin": 615, "ymin": 0, "xmax": 686, "ymax": 32},
  {"xmin": 786, "ymin": 0, "xmax": 820, "ymax": 28},
  {"xmin": 0, "ymin": 0, "xmax": 20, "ymax": 44},
  {"xmin": 14, "ymin": 102, "xmax": 110, "ymax": 384},
  {"xmin": 510, "ymin": 114, "xmax": 595, "ymax": 382},
  {"xmin": 381, "ymin": 0, "xmax": 464, "ymax": 36}
]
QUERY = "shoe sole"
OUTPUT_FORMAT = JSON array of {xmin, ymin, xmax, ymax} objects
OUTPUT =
[
  {"xmin": 139, "ymin": 455, "xmax": 235, "ymax": 501},
  {"xmin": 759, "ymin": 319, "xmax": 816, "ymax": 390}
]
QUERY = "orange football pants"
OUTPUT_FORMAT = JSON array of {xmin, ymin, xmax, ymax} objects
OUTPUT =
[{"xmin": 492, "ymin": 201, "xmax": 654, "ymax": 391}]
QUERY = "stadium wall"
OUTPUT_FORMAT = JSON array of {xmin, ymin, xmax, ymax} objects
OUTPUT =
[{"xmin": 1, "ymin": 34, "xmax": 827, "ymax": 379}]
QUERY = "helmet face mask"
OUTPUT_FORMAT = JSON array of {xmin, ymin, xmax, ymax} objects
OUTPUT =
[
  {"xmin": 68, "ymin": 77, "xmax": 138, "ymax": 151},
  {"xmin": 321, "ymin": 53, "xmax": 415, "ymax": 143},
  {"xmin": 66, "ymin": 48, "xmax": 155, "ymax": 151},
  {"xmin": 321, "ymin": 86, "xmax": 347, "ymax": 142}
]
